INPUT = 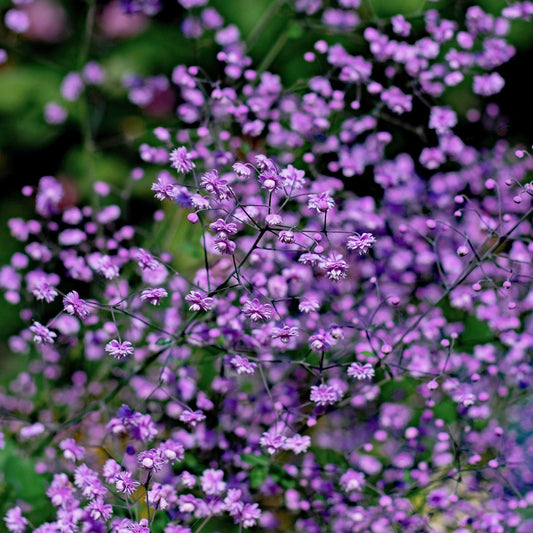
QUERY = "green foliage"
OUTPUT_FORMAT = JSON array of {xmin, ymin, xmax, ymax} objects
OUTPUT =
[{"xmin": 0, "ymin": 438, "xmax": 51, "ymax": 523}]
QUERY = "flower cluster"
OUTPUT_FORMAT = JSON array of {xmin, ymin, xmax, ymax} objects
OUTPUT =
[{"xmin": 2, "ymin": 0, "xmax": 533, "ymax": 532}]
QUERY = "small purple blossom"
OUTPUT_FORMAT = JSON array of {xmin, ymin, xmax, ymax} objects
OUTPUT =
[
  {"xmin": 271, "ymin": 325, "xmax": 299, "ymax": 343},
  {"xmin": 308, "ymin": 191, "xmax": 335, "ymax": 213},
  {"xmin": 4, "ymin": 507, "xmax": 28, "ymax": 533},
  {"xmin": 200, "ymin": 468, "xmax": 226, "ymax": 496},
  {"xmin": 140, "ymin": 287, "xmax": 168, "ymax": 305},
  {"xmin": 30, "ymin": 322, "xmax": 57, "ymax": 344},
  {"xmin": 169, "ymin": 146, "xmax": 195, "ymax": 174},
  {"xmin": 115, "ymin": 471, "xmax": 140, "ymax": 496},
  {"xmin": 319, "ymin": 253, "xmax": 349, "ymax": 281},
  {"xmin": 105, "ymin": 339, "xmax": 135, "ymax": 360},
  {"xmin": 259, "ymin": 432, "xmax": 286, "ymax": 455},
  {"xmin": 340, "ymin": 469, "xmax": 365, "ymax": 492},
  {"xmin": 346, "ymin": 233, "xmax": 376, "ymax": 255},
  {"xmin": 347, "ymin": 362, "xmax": 375, "ymax": 380},
  {"xmin": 59, "ymin": 438, "xmax": 85, "ymax": 462},
  {"xmin": 229, "ymin": 355, "xmax": 257, "ymax": 375},
  {"xmin": 63, "ymin": 291, "xmax": 90, "ymax": 319},
  {"xmin": 137, "ymin": 449, "xmax": 166, "ymax": 472},
  {"xmin": 242, "ymin": 298, "xmax": 273, "ymax": 322},
  {"xmin": 200, "ymin": 169, "xmax": 229, "ymax": 200},
  {"xmin": 151, "ymin": 174, "xmax": 178, "ymax": 201},
  {"xmin": 184, "ymin": 291, "xmax": 215, "ymax": 311},
  {"xmin": 310, "ymin": 384, "xmax": 343, "ymax": 406},
  {"xmin": 179, "ymin": 409, "xmax": 206, "ymax": 427}
]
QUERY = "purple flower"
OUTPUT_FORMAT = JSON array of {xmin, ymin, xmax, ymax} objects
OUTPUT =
[
  {"xmin": 259, "ymin": 432, "xmax": 286, "ymax": 455},
  {"xmin": 236, "ymin": 503, "xmax": 262, "ymax": 528},
  {"xmin": 271, "ymin": 325, "xmax": 299, "ymax": 344},
  {"xmin": 319, "ymin": 253, "xmax": 349, "ymax": 281},
  {"xmin": 232, "ymin": 162, "xmax": 252, "ymax": 178},
  {"xmin": 31, "ymin": 278, "xmax": 58, "ymax": 303},
  {"xmin": 151, "ymin": 174, "xmax": 178, "ymax": 201},
  {"xmin": 4, "ymin": 10, "xmax": 29, "ymax": 33},
  {"xmin": 200, "ymin": 468, "xmax": 226, "ymax": 495},
  {"xmin": 63, "ymin": 291, "xmax": 90, "ymax": 319},
  {"xmin": 310, "ymin": 383, "xmax": 343, "ymax": 406},
  {"xmin": 36, "ymin": 176, "xmax": 64, "ymax": 218},
  {"xmin": 209, "ymin": 218, "xmax": 238, "ymax": 235},
  {"xmin": 258, "ymin": 170, "xmax": 282, "ymax": 193},
  {"xmin": 61, "ymin": 72, "xmax": 84, "ymax": 101},
  {"xmin": 140, "ymin": 287, "xmax": 168, "ymax": 305},
  {"xmin": 30, "ymin": 322, "xmax": 57, "ymax": 344},
  {"xmin": 429, "ymin": 106, "xmax": 458, "ymax": 134},
  {"xmin": 115, "ymin": 471, "xmax": 140, "ymax": 496},
  {"xmin": 278, "ymin": 230, "xmax": 295, "ymax": 244},
  {"xmin": 44, "ymin": 102, "xmax": 67, "ymax": 125},
  {"xmin": 213, "ymin": 236, "xmax": 236, "ymax": 255},
  {"xmin": 200, "ymin": 169, "xmax": 229, "ymax": 200},
  {"xmin": 340, "ymin": 469, "xmax": 365, "ymax": 492},
  {"xmin": 137, "ymin": 449, "xmax": 166, "ymax": 472},
  {"xmin": 229, "ymin": 355, "xmax": 257, "ymax": 375},
  {"xmin": 346, "ymin": 233, "xmax": 376, "ymax": 255},
  {"xmin": 4, "ymin": 507, "xmax": 28, "ymax": 533},
  {"xmin": 242, "ymin": 298, "xmax": 272, "ymax": 322},
  {"xmin": 96, "ymin": 255, "xmax": 119, "ymax": 279},
  {"xmin": 169, "ymin": 146, "xmax": 195, "ymax": 174},
  {"xmin": 284, "ymin": 434, "xmax": 311, "ymax": 454},
  {"xmin": 179, "ymin": 409, "xmax": 206, "ymax": 427},
  {"xmin": 473, "ymin": 72, "xmax": 505, "ymax": 96},
  {"xmin": 185, "ymin": 291, "xmax": 215, "ymax": 311},
  {"xmin": 347, "ymin": 362, "xmax": 375, "ymax": 380},
  {"xmin": 308, "ymin": 192, "xmax": 335, "ymax": 213},
  {"xmin": 391, "ymin": 14, "xmax": 411, "ymax": 36},
  {"xmin": 381, "ymin": 87, "xmax": 412, "ymax": 115},
  {"xmin": 105, "ymin": 339, "xmax": 134, "ymax": 360},
  {"xmin": 299, "ymin": 297, "xmax": 320, "ymax": 313},
  {"xmin": 86, "ymin": 497, "xmax": 113, "ymax": 522},
  {"xmin": 59, "ymin": 438, "xmax": 85, "ymax": 462},
  {"xmin": 136, "ymin": 248, "xmax": 159, "ymax": 271},
  {"xmin": 308, "ymin": 330, "xmax": 334, "ymax": 352},
  {"xmin": 159, "ymin": 439, "xmax": 185, "ymax": 463}
]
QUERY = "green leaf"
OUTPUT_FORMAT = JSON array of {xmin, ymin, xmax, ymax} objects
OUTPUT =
[
  {"xmin": 432, "ymin": 397, "xmax": 458, "ymax": 423},
  {"xmin": 249, "ymin": 465, "xmax": 268, "ymax": 489},
  {"xmin": 311, "ymin": 447, "xmax": 349, "ymax": 469},
  {"xmin": 460, "ymin": 315, "xmax": 494, "ymax": 347},
  {"xmin": 369, "ymin": 0, "xmax": 426, "ymax": 17},
  {"xmin": 241, "ymin": 453, "xmax": 269, "ymax": 467}
]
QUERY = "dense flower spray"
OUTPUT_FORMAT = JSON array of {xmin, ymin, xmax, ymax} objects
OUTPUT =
[{"xmin": 2, "ymin": 0, "xmax": 533, "ymax": 532}]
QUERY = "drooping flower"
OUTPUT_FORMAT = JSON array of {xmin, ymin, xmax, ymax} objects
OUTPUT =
[
  {"xmin": 310, "ymin": 384, "xmax": 343, "ymax": 406},
  {"xmin": 200, "ymin": 468, "xmax": 226, "ymax": 496},
  {"xmin": 185, "ymin": 291, "xmax": 215, "ymax": 312},
  {"xmin": 347, "ymin": 362, "xmax": 375, "ymax": 380},
  {"xmin": 30, "ymin": 322, "xmax": 57, "ymax": 344},
  {"xmin": 346, "ymin": 233, "xmax": 376, "ymax": 255},
  {"xmin": 4, "ymin": 506, "xmax": 28, "ymax": 533},
  {"xmin": 140, "ymin": 287, "xmax": 168, "ymax": 305},
  {"xmin": 169, "ymin": 146, "xmax": 195, "ymax": 174},
  {"xmin": 63, "ymin": 291, "xmax": 90, "ymax": 319},
  {"xmin": 105, "ymin": 339, "xmax": 134, "ymax": 360},
  {"xmin": 242, "ymin": 298, "xmax": 272, "ymax": 322}
]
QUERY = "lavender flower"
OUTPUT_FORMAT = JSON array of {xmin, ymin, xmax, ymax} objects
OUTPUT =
[
  {"xmin": 346, "ymin": 233, "xmax": 376, "ymax": 254},
  {"xmin": 105, "ymin": 339, "xmax": 134, "ymax": 360},
  {"xmin": 169, "ymin": 146, "xmax": 195, "ymax": 173},
  {"xmin": 140, "ymin": 287, "xmax": 168, "ymax": 305},
  {"xmin": 63, "ymin": 291, "xmax": 90, "ymax": 319},
  {"xmin": 184, "ymin": 291, "xmax": 215, "ymax": 311},
  {"xmin": 30, "ymin": 322, "xmax": 57, "ymax": 344}
]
